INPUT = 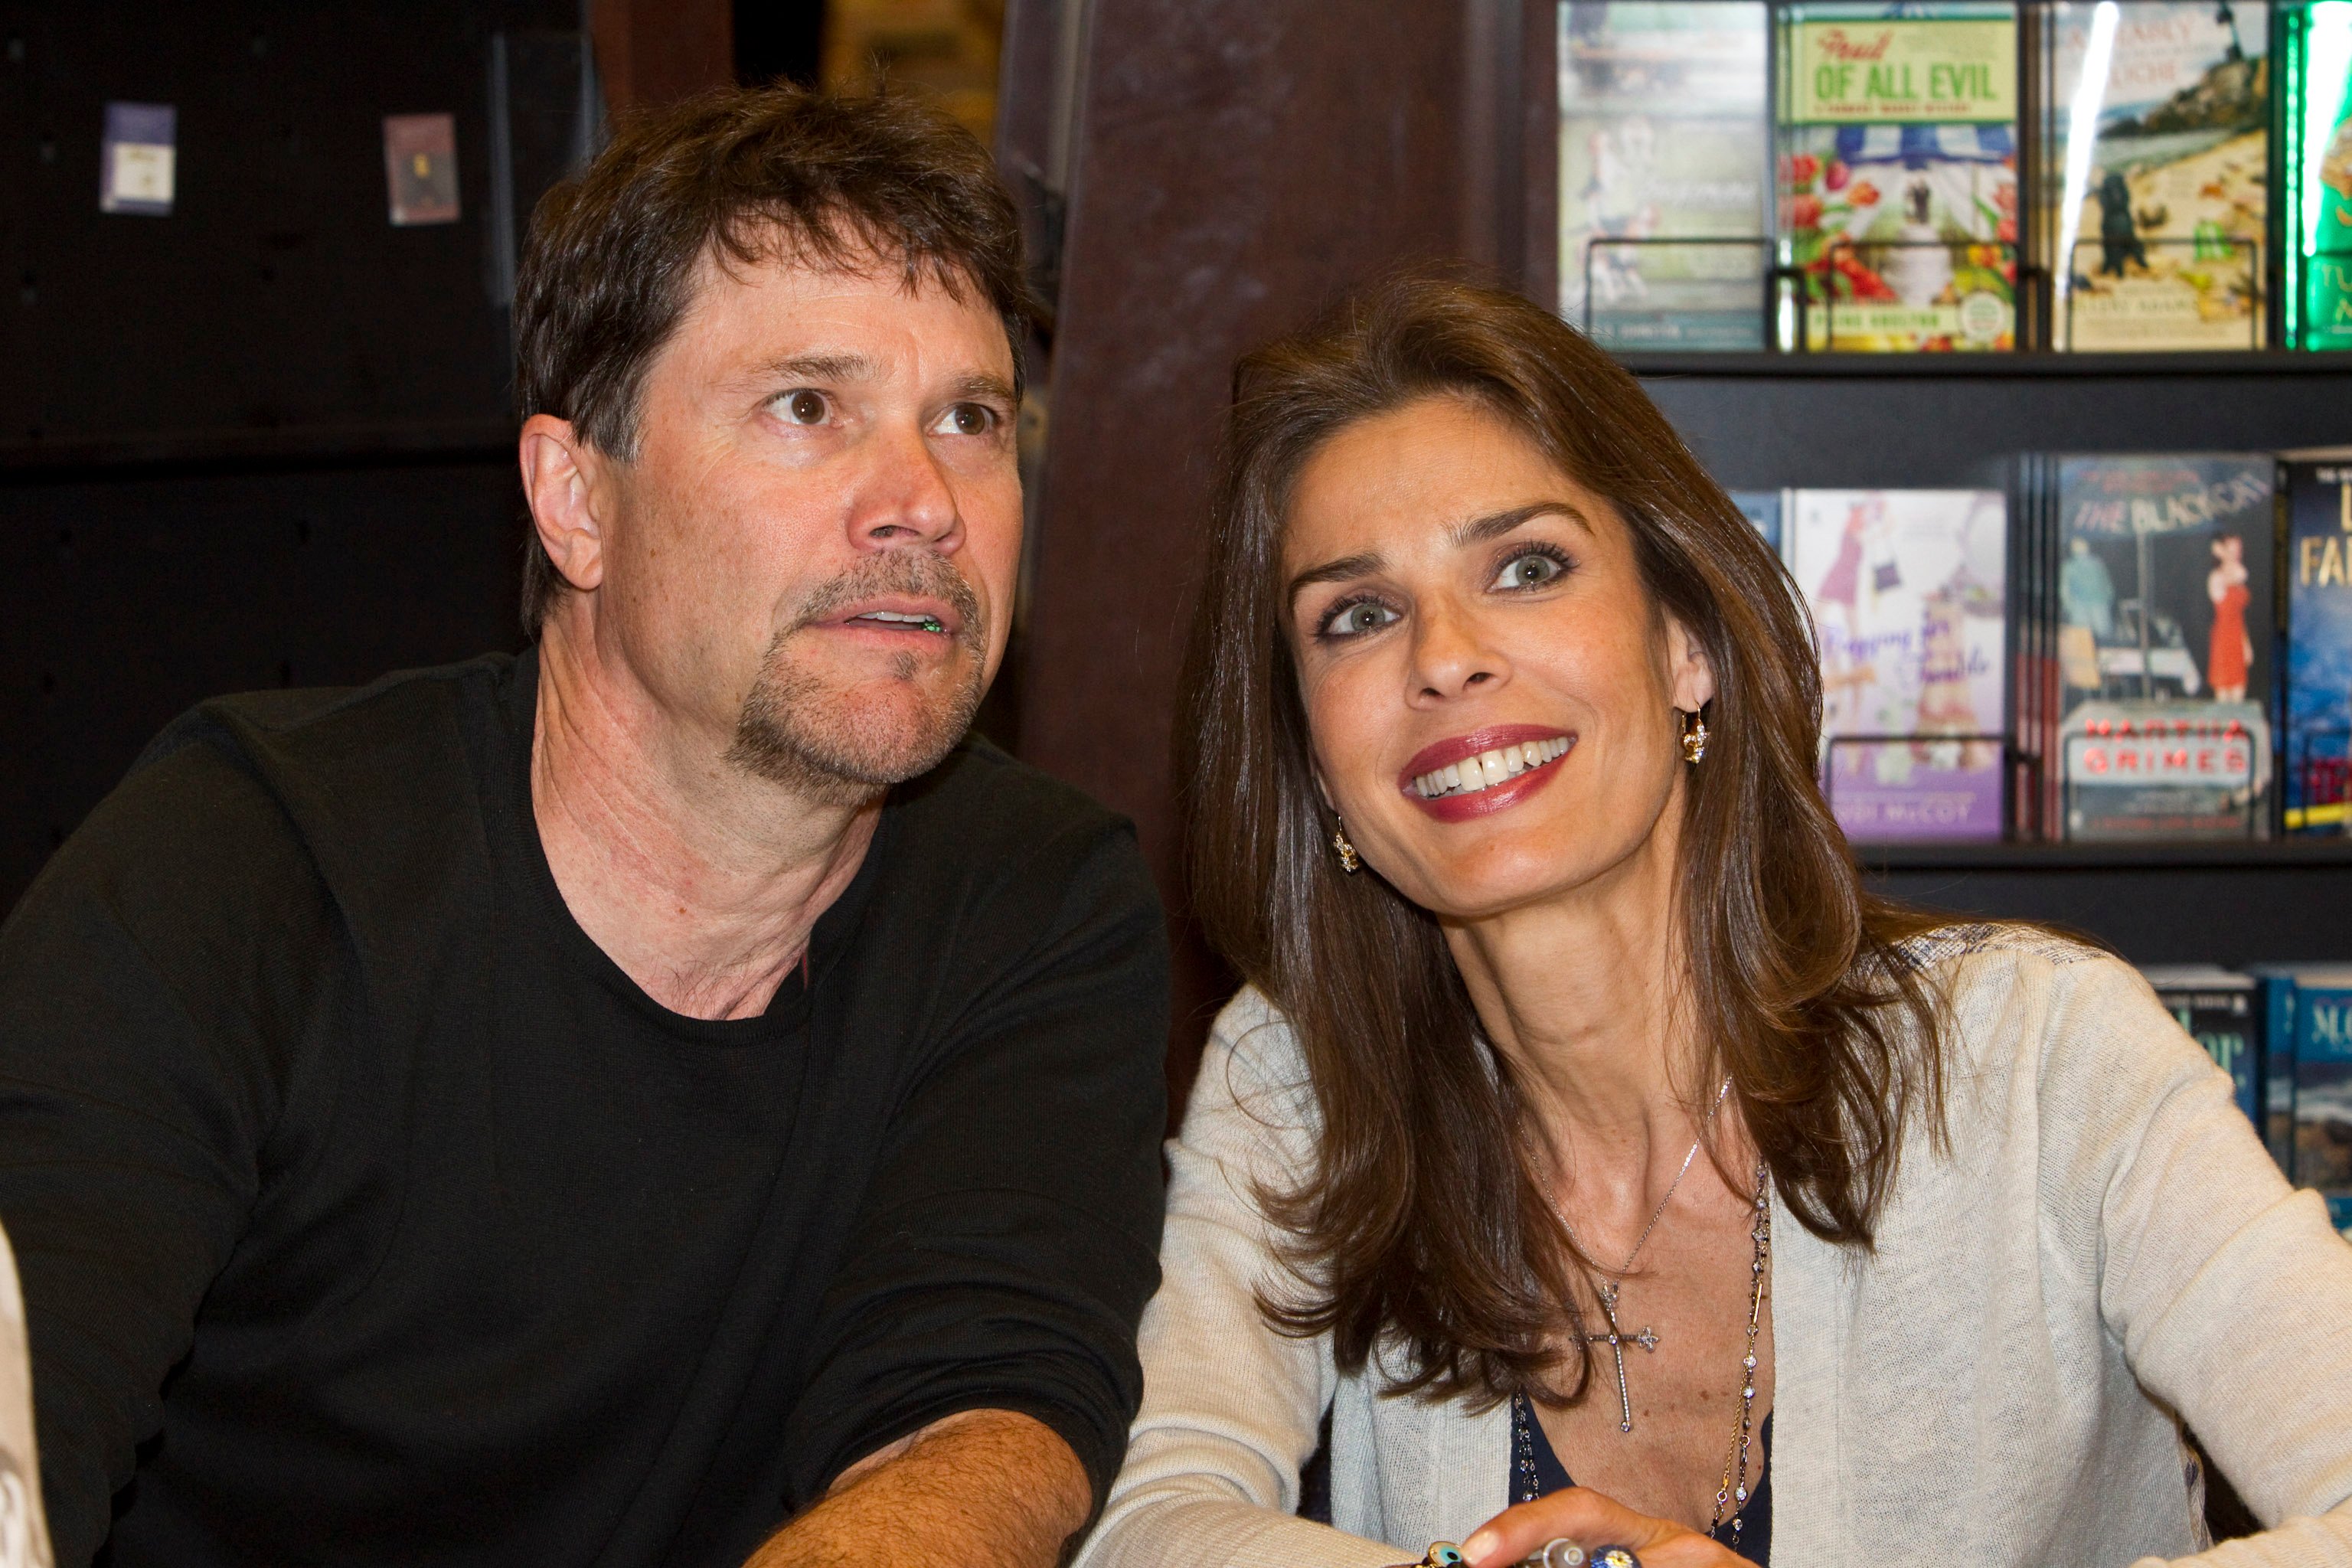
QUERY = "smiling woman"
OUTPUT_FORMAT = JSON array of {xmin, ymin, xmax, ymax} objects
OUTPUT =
[
  {"xmin": 1070, "ymin": 274, "xmax": 2352, "ymax": 1568},
  {"xmin": 1181, "ymin": 276, "xmax": 1948, "ymax": 1392}
]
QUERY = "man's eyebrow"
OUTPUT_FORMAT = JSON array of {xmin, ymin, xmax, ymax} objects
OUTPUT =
[
  {"xmin": 948, "ymin": 371, "xmax": 1018, "ymax": 406},
  {"xmin": 764, "ymin": 352, "xmax": 880, "ymax": 384},
  {"xmin": 1285, "ymin": 551, "xmax": 1386, "ymax": 610},
  {"xmin": 1449, "ymin": 501, "xmax": 1593, "ymax": 548}
]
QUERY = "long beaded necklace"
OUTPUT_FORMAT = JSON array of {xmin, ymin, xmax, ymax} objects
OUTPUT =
[{"xmin": 1515, "ymin": 1159, "xmax": 1772, "ymax": 1557}]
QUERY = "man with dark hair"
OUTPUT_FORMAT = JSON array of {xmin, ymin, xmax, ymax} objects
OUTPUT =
[{"xmin": 0, "ymin": 88, "xmax": 1167, "ymax": 1568}]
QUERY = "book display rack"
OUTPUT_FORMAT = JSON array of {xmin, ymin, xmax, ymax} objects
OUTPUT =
[{"xmin": 1537, "ymin": 2, "xmax": 2352, "ymax": 966}]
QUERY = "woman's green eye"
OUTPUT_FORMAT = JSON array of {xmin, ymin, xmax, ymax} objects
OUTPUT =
[
  {"xmin": 1497, "ymin": 553, "xmax": 1562, "ymax": 590},
  {"xmin": 1326, "ymin": 601, "xmax": 1397, "ymax": 637}
]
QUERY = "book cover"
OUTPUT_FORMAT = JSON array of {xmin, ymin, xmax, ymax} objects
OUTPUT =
[
  {"xmin": 1789, "ymin": 488, "xmax": 2007, "ymax": 839},
  {"xmin": 1775, "ymin": 2, "xmax": 2019, "ymax": 351},
  {"xmin": 2043, "ymin": 2, "xmax": 2269, "ymax": 351},
  {"xmin": 2140, "ymin": 964, "xmax": 2263, "ymax": 1123},
  {"xmin": 99, "ymin": 101, "xmax": 175, "ymax": 217},
  {"xmin": 2282, "ymin": 0, "xmax": 2352, "ymax": 349},
  {"xmin": 2287, "ymin": 965, "xmax": 2352, "ymax": 1236},
  {"xmin": 384, "ymin": 113, "xmax": 461, "ymax": 227},
  {"xmin": 2285, "ymin": 459, "xmax": 2352, "ymax": 832},
  {"xmin": 2053, "ymin": 454, "xmax": 2276, "ymax": 838},
  {"xmin": 1560, "ymin": 2, "xmax": 1772, "ymax": 350},
  {"xmin": 1729, "ymin": 488, "xmax": 1784, "ymax": 552},
  {"xmin": 2252, "ymin": 968, "xmax": 2301, "ymax": 1171},
  {"xmin": 2014, "ymin": 452, "xmax": 2064, "ymax": 838}
]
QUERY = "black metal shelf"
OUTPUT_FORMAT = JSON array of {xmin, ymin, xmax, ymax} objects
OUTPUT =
[
  {"xmin": 1623, "ymin": 351, "xmax": 2352, "ymax": 381},
  {"xmin": 1858, "ymin": 839, "xmax": 2352, "ymax": 872}
]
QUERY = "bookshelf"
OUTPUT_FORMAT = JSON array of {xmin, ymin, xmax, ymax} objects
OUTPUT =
[{"xmin": 1524, "ymin": 5, "xmax": 2352, "ymax": 965}]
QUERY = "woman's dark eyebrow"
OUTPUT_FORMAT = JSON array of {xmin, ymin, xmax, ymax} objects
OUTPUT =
[
  {"xmin": 1285, "ymin": 551, "xmax": 1384, "ymax": 609},
  {"xmin": 1286, "ymin": 502, "xmax": 1593, "ymax": 609},
  {"xmin": 1449, "ymin": 501, "xmax": 1592, "ymax": 548}
]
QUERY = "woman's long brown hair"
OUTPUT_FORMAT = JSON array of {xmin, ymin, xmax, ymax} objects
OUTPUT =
[{"xmin": 1175, "ymin": 273, "xmax": 1952, "ymax": 1408}]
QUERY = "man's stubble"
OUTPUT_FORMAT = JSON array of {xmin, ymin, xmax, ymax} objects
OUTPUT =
[{"xmin": 724, "ymin": 550, "xmax": 989, "ymax": 807}]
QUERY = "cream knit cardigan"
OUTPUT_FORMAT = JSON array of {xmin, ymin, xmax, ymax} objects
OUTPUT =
[{"xmin": 1074, "ymin": 929, "xmax": 2352, "ymax": 1568}]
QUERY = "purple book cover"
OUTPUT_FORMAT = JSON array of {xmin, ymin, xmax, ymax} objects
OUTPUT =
[{"xmin": 1789, "ymin": 488, "xmax": 2009, "ymax": 841}]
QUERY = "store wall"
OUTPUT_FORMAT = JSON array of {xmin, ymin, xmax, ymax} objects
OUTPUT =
[{"xmin": 0, "ymin": 1, "xmax": 750, "ymax": 916}]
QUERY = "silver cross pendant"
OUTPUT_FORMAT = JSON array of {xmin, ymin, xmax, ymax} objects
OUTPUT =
[{"xmin": 1583, "ymin": 1280, "xmax": 1658, "ymax": 1432}]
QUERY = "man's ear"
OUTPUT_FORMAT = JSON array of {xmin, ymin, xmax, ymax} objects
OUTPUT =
[
  {"xmin": 1664, "ymin": 614, "xmax": 1718, "ymax": 713},
  {"xmin": 518, "ymin": 414, "xmax": 609, "ymax": 594}
]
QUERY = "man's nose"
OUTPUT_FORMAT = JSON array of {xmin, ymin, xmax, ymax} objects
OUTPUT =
[{"xmin": 850, "ymin": 420, "xmax": 963, "ymax": 555}]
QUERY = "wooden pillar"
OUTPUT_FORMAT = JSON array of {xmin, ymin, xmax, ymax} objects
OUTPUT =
[
  {"xmin": 1002, "ymin": 0, "xmax": 1531, "ymax": 1098},
  {"xmin": 591, "ymin": 0, "xmax": 737, "ymax": 116}
]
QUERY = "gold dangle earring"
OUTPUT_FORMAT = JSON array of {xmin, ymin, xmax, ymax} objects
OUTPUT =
[
  {"xmin": 1680, "ymin": 707, "xmax": 1710, "ymax": 765},
  {"xmin": 1331, "ymin": 815, "xmax": 1361, "ymax": 874}
]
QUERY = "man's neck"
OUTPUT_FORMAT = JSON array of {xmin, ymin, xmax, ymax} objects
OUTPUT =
[{"xmin": 529, "ymin": 625, "xmax": 882, "ymax": 1022}]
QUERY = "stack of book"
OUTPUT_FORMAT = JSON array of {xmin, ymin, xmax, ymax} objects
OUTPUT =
[
  {"xmin": 2142, "ymin": 962, "xmax": 2352, "ymax": 1236},
  {"xmin": 1555, "ymin": 0, "xmax": 2352, "ymax": 352}
]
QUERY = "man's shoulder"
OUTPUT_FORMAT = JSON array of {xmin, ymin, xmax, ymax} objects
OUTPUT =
[
  {"xmin": 16, "ymin": 655, "xmax": 515, "ymax": 942},
  {"xmin": 890, "ymin": 733, "xmax": 1142, "ymax": 875},
  {"xmin": 132, "ymin": 653, "xmax": 516, "ymax": 794}
]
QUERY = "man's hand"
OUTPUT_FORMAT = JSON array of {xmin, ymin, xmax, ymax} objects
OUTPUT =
[
  {"xmin": 1459, "ymin": 1485, "xmax": 1756, "ymax": 1568},
  {"xmin": 743, "ymin": 1409, "xmax": 1092, "ymax": 1568}
]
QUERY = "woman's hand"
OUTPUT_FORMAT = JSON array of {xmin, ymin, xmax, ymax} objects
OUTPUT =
[{"xmin": 1458, "ymin": 1486, "xmax": 1756, "ymax": 1568}]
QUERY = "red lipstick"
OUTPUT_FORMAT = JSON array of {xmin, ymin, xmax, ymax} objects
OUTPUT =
[{"xmin": 1396, "ymin": 725, "xmax": 1575, "ymax": 824}]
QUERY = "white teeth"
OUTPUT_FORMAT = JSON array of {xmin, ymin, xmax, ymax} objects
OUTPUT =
[{"xmin": 1412, "ymin": 737, "xmax": 1572, "ymax": 800}]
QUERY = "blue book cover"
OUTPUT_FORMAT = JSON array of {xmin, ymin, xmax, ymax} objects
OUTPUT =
[
  {"xmin": 1729, "ymin": 489, "xmax": 1784, "ymax": 554},
  {"xmin": 2288, "ymin": 968, "xmax": 2352, "ymax": 1236},
  {"xmin": 2250, "ymin": 969, "xmax": 2301, "ymax": 1174},
  {"xmin": 2139, "ymin": 965, "xmax": 2262, "ymax": 1124},
  {"xmin": 2284, "ymin": 459, "xmax": 2352, "ymax": 835}
]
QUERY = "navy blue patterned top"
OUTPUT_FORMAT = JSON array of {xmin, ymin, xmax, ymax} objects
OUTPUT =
[{"xmin": 1511, "ymin": 1394, "xmax": 1772, "ymax": 1564}]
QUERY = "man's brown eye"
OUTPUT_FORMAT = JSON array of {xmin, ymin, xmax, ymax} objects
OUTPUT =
[{"xmin": 781, "ymin": 390, "xmax": 826, "ymax": 425}]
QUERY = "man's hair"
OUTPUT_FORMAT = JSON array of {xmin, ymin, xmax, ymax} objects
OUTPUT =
[{"xmin": 513, "ymin": 85, "xmax": 1037, "ymax": 635}]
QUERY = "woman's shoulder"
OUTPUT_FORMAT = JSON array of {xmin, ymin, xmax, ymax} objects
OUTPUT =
[
  {"xmin": 1889, "ymin": 920, "xmax": 2109, "ymax": 974},
  {"xmin": 1886, "ymin": 921, "xmax": 2225, "ymax": 1142},
  {"xmin": 1886, "ymin": 920, "xmax": 2143, "ymax": 1028},
  {"xmin": 1184, "ymin": 985, "xmax": 1322, "ymax": 1143}
]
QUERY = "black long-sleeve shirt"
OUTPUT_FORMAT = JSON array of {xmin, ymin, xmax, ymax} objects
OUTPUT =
[{"xmin": 0, "ymin": 650, "xmax": 1168, "ymax": 1567}]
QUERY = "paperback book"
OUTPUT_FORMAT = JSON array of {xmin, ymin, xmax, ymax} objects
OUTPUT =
[
  {"xmin": 1775, "ymin": 2, "xmax": 2020, "ymax": 351},
  {"xmin": 2287, "ymin": 966, "xmax": 2352, "ymax": 1236},
  {"xmin": 1730, "ymin": 488, "xmax": 1785, "ymax": 552},
  {"xmin": 1560, "ymin": 2, "xmax": 1772, "ymax": 349},
  {"xmin": 2049, "ymin": 454, "xmax": 2276, "ymax": 838},
  {"xmin": 2043, "ymin": 1, "xmax": 2270, "ymax": 351},
  {"xmin": 2281, "ymin": 0, "xmax": 2352, "ymax": 350},
  {"xmin": 2140, "ymin": 964, "xmax": 2264, "ymax": 1123},
  {"xmin": 1788, "ymin": 488, "xmax": 2008, "ymax": 840},
  {"xmin": 2285, "ymin": 456, "xmax": 2352, "ymax": 832}
]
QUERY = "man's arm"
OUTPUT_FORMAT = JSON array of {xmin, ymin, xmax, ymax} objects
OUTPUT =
[
  {"xmin": 769, "ymin": 797, "xmax": 1168, "ymax": 1550},
  {"xmin": 748, "ymin": 1410, "xmax": 1089, "ymax": 1568},
  {"xmin": 0, "ymin": 745, "xmax": 317, "ymax": 1565}
]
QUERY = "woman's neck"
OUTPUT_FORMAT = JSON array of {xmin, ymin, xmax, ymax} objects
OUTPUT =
[{"xmin": 1444, "ymin": 801, "xmax": 1718, "ymax": 1214}]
